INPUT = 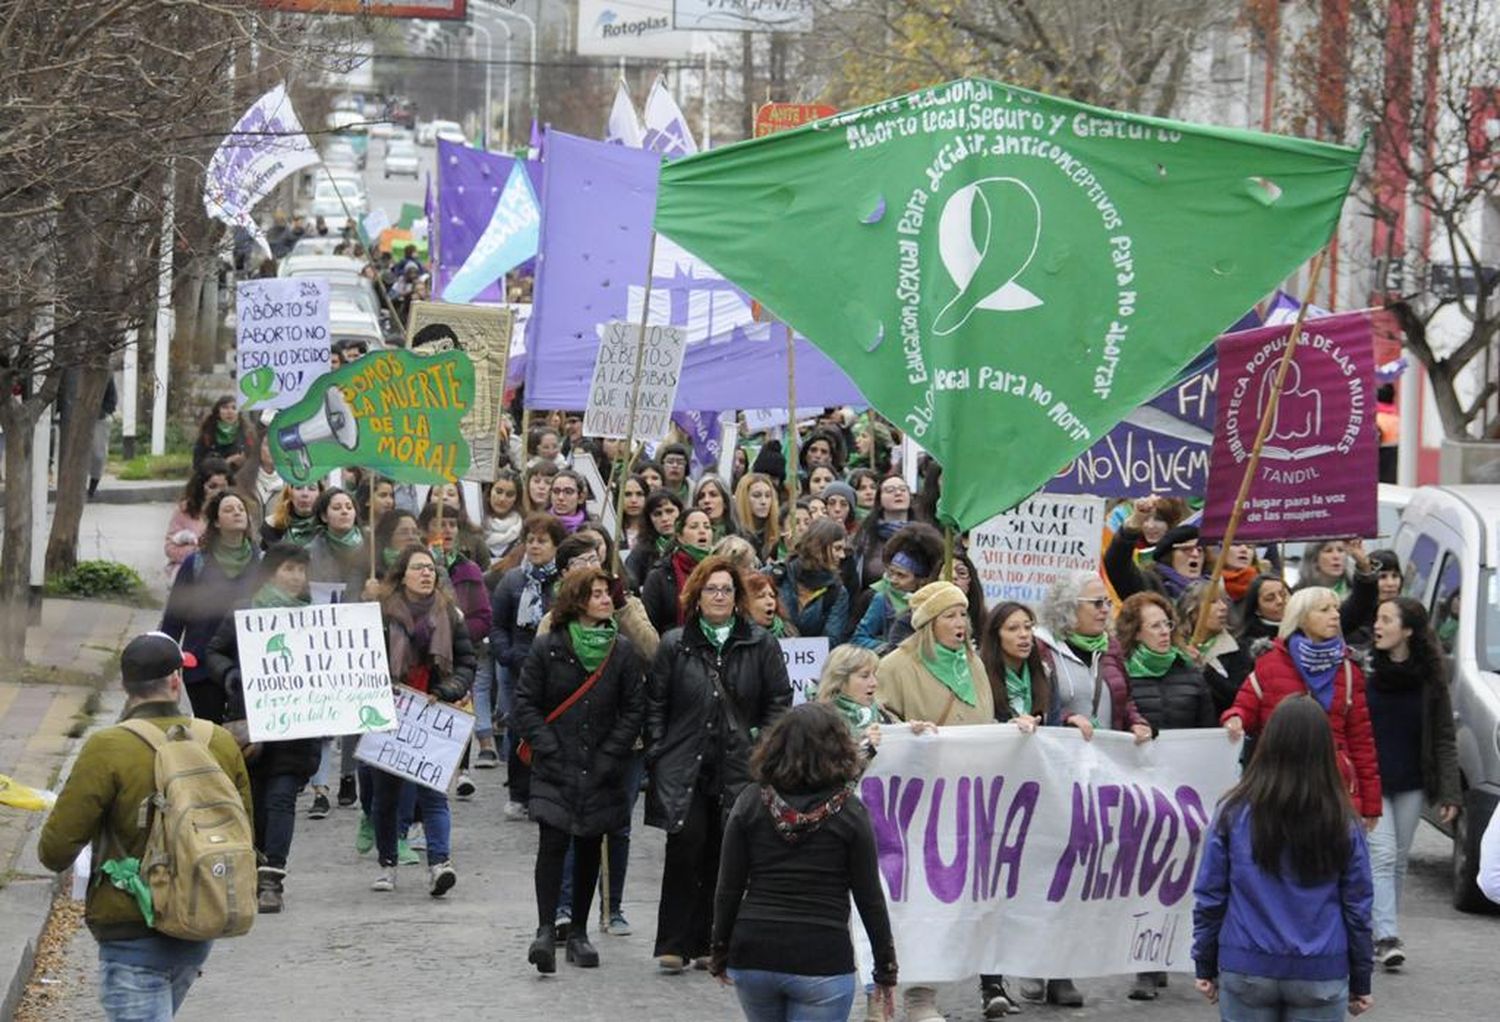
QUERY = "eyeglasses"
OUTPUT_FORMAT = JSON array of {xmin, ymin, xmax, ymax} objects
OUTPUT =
[
  {"xmin": 702, "ymin": 585, "xmax": 735, "ymax": 598},
  {"xmin": 880, "ymin": 484, "xmax": 908, "ymax": 494},
  {"xmin": 571, "ymin": 553, "xmax": 602, "ymax": 566},
  {"xmin": 1076, "ymin": 597, "xmax": 1111, "ymax": 610}
]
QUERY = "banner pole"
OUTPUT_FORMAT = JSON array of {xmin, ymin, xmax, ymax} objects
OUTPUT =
[
  {"xmin": 1190, "ymin": 246, "xmax": 1329, "ymax": 647},
  {"xmin": 783, "ymin": 322, "xmax": 800, "ymax": 544},
  {"xmin": 369, "ymin": 476, "xmax": 378, "ymax": 582},
  {"xmin": 614, "ymin": 231, "xmax": 660, "ymax": 562}
]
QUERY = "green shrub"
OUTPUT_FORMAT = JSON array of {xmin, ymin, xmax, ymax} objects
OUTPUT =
[
  {"xmin": 115, "ymin": 451, "xmax": 193, "ymax": 480},
  {"xmin": 46, "ymin": 560, "xmax": 147, "ymax": 600}
]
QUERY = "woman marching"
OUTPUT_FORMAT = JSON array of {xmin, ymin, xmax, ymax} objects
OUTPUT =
[
  {"xmin": 206, "ymin": 543, "xmax": 322, "ymax": 913},
  {"xmin": 776, "ymin": 518, "xmax": 851, "ymax": 642},
  {"xmin": 1365, "ymin": 596, "xmax": 1460, "ymax": 970},
  {"xmin": 1192, "ymin": 695, "xmax": 1375, "ymax": 1020},
  {"xmin": 645, "ymin": 555, "xmax": 792, "ymax": 975},
  {"xmin": 370, "ymin": 546, "xmax": 476, "ymax": 896},
  {"xmin": 516, "ymin": 567, "xmax": 645, "ymax": 974},
  {"xmin": 710, "ymin": 703, "xmax": 899, "ymax": 1022},
  {"xmin": 641, "ymin": 507, "xmax": 716, "ymax": 635}
]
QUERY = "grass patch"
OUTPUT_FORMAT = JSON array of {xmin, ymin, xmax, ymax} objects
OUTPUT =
[
  {"xmin": 113, "ymin": 451, "xmax": 192, "ymax": 481},
  {"xmin": 45, "ymin": 561, "xmax": 148, "ymax": 601}
]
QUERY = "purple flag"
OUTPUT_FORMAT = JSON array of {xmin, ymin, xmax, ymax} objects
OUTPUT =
[
  {"xmin": 672, "ymin": 410, "xmax": 722, "ymax": 472},
  {"xmin": 1202, "ymin": 309, "xmax": 1380, "ymax": 542},
  {"xmin": 435, "ymin": 140, "xmax": 541, "ymax": 303},
  {"xmin": 525, "ymin": 131, "xmax": 863, "ymax": 412}
]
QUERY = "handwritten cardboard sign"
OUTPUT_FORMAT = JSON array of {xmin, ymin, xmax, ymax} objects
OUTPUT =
[
  {"xmin": 969, "ymin": 495, "xmax": 1106, "ymax": 607},
  {"xmin": 584, "ymin": 321, "xmax": 687, "ymax": 441},
  {"xmin": 408, "ymin": 301, "xmax": 514, "ymax": 481},
  {"xmin": 235, "ymin": 602, "xmax": 396, "ymax": 743},
  {"xmin": 354, "ymin": 684, "xmax": 476, "ymax": 794},
  {"xmin": 780, "ymin": 636, "xmax": 829, "ymax": 705},
  {"xmin": 235, "ymin": 277, "xmax": 330, "ymax": 411}
]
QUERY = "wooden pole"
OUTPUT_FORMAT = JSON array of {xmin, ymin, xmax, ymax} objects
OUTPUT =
[
  {"xmin": 1190, "ymin": 247, "xmax": 1329, "ymax": 647},
  {"xmin": 783, "ymin": 322, "xmax": 800, "ymax": 544},
  {"xmin": 614, "ymin": 232, "xmax": 660, "ymax": 565}
]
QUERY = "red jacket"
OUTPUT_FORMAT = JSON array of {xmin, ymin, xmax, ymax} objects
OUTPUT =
[{"xmin": 1223, "ymin": 640, "xmax": 1383, "ymax": 817}]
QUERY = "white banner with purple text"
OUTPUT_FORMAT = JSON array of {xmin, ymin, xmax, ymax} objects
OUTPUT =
[{"xmin": 854, "ymin": 726, "xmax": 1240, "ymax": 982}]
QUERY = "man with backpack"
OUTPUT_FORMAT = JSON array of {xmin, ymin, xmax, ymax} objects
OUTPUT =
[{"xmin": 40, "ymin": 631, "xmax": 254, "ymax": 1020}]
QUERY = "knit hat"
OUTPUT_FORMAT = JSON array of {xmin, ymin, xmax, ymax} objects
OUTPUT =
[
  {"xmin": 751, "ymin": 440, "xmax": 787, "ymax": 482},
  {"xmin": 821, "ymin": 480, "xmax": 857, "ymax": 508},
  {"xmin": 909, "ymin": 581, "xmax": 968, "ymax": 631},
  {"xmin": 1152, "ymin": 524, "xmax": 1200, "ymax": 563}
]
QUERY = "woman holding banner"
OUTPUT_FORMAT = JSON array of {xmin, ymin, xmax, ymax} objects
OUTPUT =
[
  {"xmin": 1035, "ymin": 571, "xmax": 1153, "ymax": 741},
  {"xmin": 645, "ymin": 556, "xmax": 792, "ymax": 976},
  {"xmin": 873, "ymin": 581, "xmax": 1008, "ymax": 1020},
  {"xmin": 516, "ymin": 567, "xmax": 645, "ymax": 974},
  {"xmin": 206, "ymin": 542, "xmax": 321, "ymax": 914},
  {"xmin": 371, "ymin": 545, "xmax": 476, "ymax": 897}
]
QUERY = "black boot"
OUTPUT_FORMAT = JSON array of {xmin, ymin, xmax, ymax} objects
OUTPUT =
[
  {"xmin": 528, "ymin": 925, "xmax": 557, "ymax": 974},
  {"xmin": 565, "ymin": 930, "xmax": 600, "ymax": 968},
  {"xmin": 87, "ymin": 477, "xmax": 100, "ymax": 499},
  {"xmin": 257, "ymin": 866, "xmax": 285, "ymax": 914}
]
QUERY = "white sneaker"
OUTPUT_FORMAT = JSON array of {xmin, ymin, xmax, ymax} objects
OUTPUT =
[
  {"xmin": 428, "ymin": 861, "xmax": 456, "ymax": 898},
  {"xmin": 503, "ymin": 801, "xmax": 529, "ymax": 821},
  {"xmin": 407, "ymin": 823, "xmax": 426, "ymax": 852},
  {"xmin": 455, "ymin": 772, "xmax": 477, "ymax": 800},
  {"xmin": 371, "ymin": 867, "xmax": 396, "ymax": 892}
]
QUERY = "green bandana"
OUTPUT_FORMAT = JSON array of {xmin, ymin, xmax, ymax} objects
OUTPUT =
[
  {"xmin": 833, "ymin": 692, "xmax": 882, "ymax": 733},
  {"xmin": 655, "ymin": 534, "xmax": 675, "ymax": 556},
  {"xmin": 212, "ymin": 537, "xmax": 254, "ymax": 579},
  {"xmin": 283, "ymin": 513, "xmax": 320, "ymax": 547},
  {"xmin": 1005, "ymin": 662, "xmax": 1032, "ymax": 716},
  {"xmin": 381, "ymin": 546, "xmax": 400, "ymax": 570},
  {"xmin": 680, "ymin": 541, "xmax": 713, "ymax": 563},
  {"xmin": 853, "ymin": 505, "xmax": 872, "ymax": 523},
  {"xmin": 101, "ymin": 857, "xmax": 154, "ymax": 927},
  {"xmin": 1067, "ymin": 630, "xmax": 1110, "ymax": 655},
  {"xmin": 699, "ymin": 617, "xmax": 733, "ymax": 650},
  {"xmin": 768, "ymin": 616, "xmax": 788, "ymax": 638},
  {"xmin": 874, "ymin": 577, "xmax": 912, "ymax": 615},
  {"xmin": 1126, "ymin": 643, "xmax": 1183, "ymax": 678},
  {"xmin": 214, "ymin": 420, "xmax": 238, "ymax": 447},
  {"xmin": 325, "ymin": 525, "xmax": 364, "ymax": 550},
  {"xmin": 920, "ymin": 642, "xmax": 978, "ymax": 706},
  {"xmin": 567, "ymin": 619, "xmax": 617, "ymax": 673},
  {"xmin": 252, "ymin": 584, "xmax": 306, "ymax": 609}
]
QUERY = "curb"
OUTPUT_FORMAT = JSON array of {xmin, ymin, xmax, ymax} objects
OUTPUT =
[
  {"xmin": 0, "ymin": 483, "xmax": 179, "ymax": 506},
  {"xmin": 0, "ymin": 688, "xmax": 125, "ymax": 1022}
]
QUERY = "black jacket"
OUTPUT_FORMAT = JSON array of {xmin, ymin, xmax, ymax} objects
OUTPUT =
[
  {"xmin": 624, "ymin": 540, "xmax": 664, "ymax": 593},
  {"xmin": 644, "ymin": 616, "xmax": 792, "ymax": 834},
  {"xmin": 489, "ymin": 565, "xmax": 552, "ymax": 675},
  {"xmin": 160, "ymin": 548, "xmax": 261, "ymax": 690},
  {"xmin": 641, "ymin": 556, "xmax": 685, "ymax": 636},
  {"xmin": 204, "ymin": 612, "xmax": 321, "ymax": 780},
  {"xmin": 515, "ymin": 630, "xmax": 646, "ymax": 836},
  {"xmin": 1123, "ymin": 655, "xmax": 1216, "ymax": 732}
]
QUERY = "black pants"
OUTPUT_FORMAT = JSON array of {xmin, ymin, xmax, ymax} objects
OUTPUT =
[
  {"xmin": 535, "ymin": 823, "xmax": 602, "ymax": 931},
  {"xmin": 508, "ymin": 744, "xmax": 531, "ymax": 804},
  {"xmin": 653, "ymin": 788, "xmax": 722, "ymax": 959}
]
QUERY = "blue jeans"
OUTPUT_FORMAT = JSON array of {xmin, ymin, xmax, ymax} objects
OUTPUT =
[
  {"xmin": 727, "ymin": 969, "xmax": 856, "ymax": 1022},
  {"xmin": 472, "ymin": 651, "xmax": 495, "ymax": 740},
  {"xmin": 1369, "ymin": 788, "xmax": 1424, "ymax": 941},
  {"xmin": 250, "ymin": 770, "xmax": 299, "ymax": 869},
  {"xmin": 98, "ymin": 937, "xmax": 212, "ymax": 1021},
  {"xmin": 1217, "ymin": 971, "xmax": 1348, "ymax": 1021},
  {"xmin": 310, "ymin": 738, "xmax": 334, "ymax": 789},
  {"xmin": 493, "ymin": 658, "xmax": 515, "ymax": 759},
  {"xmin": 371, "ymin": 769, "xmax": 451, "ymax": 866}
]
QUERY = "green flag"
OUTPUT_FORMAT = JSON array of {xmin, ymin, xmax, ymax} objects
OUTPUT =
[
  {"xmin": 269, "ymin": 347, "xmax": 474, "ymax": 485},
  {"xmin": 653, "ymin": 79, "xmax": 1363, "ymax": 529}
]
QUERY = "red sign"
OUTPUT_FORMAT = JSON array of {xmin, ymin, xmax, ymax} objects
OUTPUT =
[
  {"xmin": 262, "ymin": 1, "xmax": 467, "ymax": 19},
  {"xmin": 1468, "ymin": 87, "xmax": 1500, "ymax": 187},
  {"xmin": 753, "ymin": 103, "xmax": 836, "ymax": 139}
]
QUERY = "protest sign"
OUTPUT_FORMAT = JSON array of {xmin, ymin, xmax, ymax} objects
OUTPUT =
[
  {"xmin": 268, "ymin": 347, "xmax": 474, "ymax": 485},
  {"xmin": 235, "ymin": 278, "xmax": 330, "ymax": 411},
  {"xmin": 235, "ymin": 602, "xmax": 396, "ymax": 744},
  {"xmin": 852, "ymin": 726, "xmax": 1239, "ymax": 982},
  {"xmin": 355, "ymin": 685, "xmax": 476, "ymax": 794},
  {"xmin": 408, "ymin": 301, "xmax": 513, "ymax": 480},
  {"xmin": 780, "ymin": 637, "xmax": 829, "ymax": 704},
  {"xmin": 655, "ymin": 78, "xmax": 1363, "ymax": 529},
  {"xmin": 569, "ymin": 450, "xmax": 617, "ymax": 539},
  {"xmin": 584, "ymin": 321, "xmax": 688, "ymax": 440},
  {"xmin": 1203, "ymin": 310, "xmax": 1379, "ymax": 542},
  {"xmin": 308, "ymin": 582, "xmax": 347, "ymax": 605},
  {"xmin": 969, "ymin": 495, "xmax": 1106, "ymax": 606},
  {"xmin": 754, "ymin": 102, "xmax": 837, "ymax": 137}
]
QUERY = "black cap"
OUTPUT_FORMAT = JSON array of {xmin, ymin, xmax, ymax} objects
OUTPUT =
[
  {"xmin": 751, "ymin": 439, "xmax": 786, "ymax": 482},
  {"xmin": 120, "ymin": 632, "xmax": 197, "ymax": 684},
  {"xmin": 1153, "ymin": 524, "xmax": 1200, "ymax": 563}
]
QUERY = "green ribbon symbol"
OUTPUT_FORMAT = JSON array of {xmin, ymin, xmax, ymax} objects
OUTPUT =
[
  {"xmin": 239, "ymin": 366, "xmax": 277, "ymax": 410},
  {"xmin": 265, "ymin": 634, "xmax": 289, "ymax": 656},
  {"xmin": 358, "ymin": 704, "xmax": 392, "ymax": 730}
]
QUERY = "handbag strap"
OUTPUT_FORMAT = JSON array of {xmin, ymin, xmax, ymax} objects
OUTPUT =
[
  {"xmin": 706, "ymin": 656, "xmax": 755, "ymax": 746},
  {"xmin": 543, "ymin": 651, "xmax": 612, "ymax": 726},
  {"xmin": 933, "ymin": 687, "xmax": 960, "ymax": 728}
]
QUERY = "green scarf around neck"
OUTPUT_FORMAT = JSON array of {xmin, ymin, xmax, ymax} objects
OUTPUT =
[
  {"xmin": 768, "ymin": 615, "xmax": 788, "ymax": 638},
  {"xmin": 1067, "ymin": 630, "xmax": 1110, "ymax": 655},
  {"xmin": 1126, "ymin": 643, "xmax": 1183, "ymax": 678},
  {"xmin": 833, "ymin": 693, "xmax": 882, "ymax": 733},
  {"xmin": 655, "ymin": 533, "xmax": 675, "ymax": 556},
  {"xmin": 874, "ymin": 577, "xmax": 912, "ymax": 615},
  {"xmin": 325, "ymin": 524, "xmax": 364, "ymax": 550},
  {"xmin": 1005, "ymin": 662, "xmax": 1032, "ymax": 716},
  {"xmin": 381, "ymin": 546, "xmax": 400, "ymax": 570},
  {"xmin": 567, "ymin": 619, "xmax": 617, "ymax": 673},
  {"xmin": 920, "ymin": 642, "xmax": 977, "ymax": 706},
  {"xmin": 212, "ymin": 536, "xmax": 254, "ymax": 579},
  {"xmin": 214, "ymin": 419, "xmax": 238, "ymax": 447},
  {"xmin": 283, "ymin": 513, "xmax": 319, "ymax": 546},
  {"xmin": 699, "ymin": 616, "xmax": 733, "ymax": 650},
  {"xmin": 253, "ymin": 583, "xmax": 307, "ymax": 609},
  {"xmin": 680, "ymin": 541, "xmax": 713, "ymax": 563}
]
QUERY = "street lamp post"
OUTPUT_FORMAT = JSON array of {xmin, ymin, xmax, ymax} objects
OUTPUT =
[
  {"xmin": 471, "ymin": 22, "xmax": 494, "ymax": 149},
  {"xmin": 477, "ymin": 0, "xmax": 537, "ymax": 124}
]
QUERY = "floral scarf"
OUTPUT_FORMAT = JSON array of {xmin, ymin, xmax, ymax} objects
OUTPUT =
[{"xmin": 1287, "ymin": 634, "xmax": 1345, "ymax": 710}]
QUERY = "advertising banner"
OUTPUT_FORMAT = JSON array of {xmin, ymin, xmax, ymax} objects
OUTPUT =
[
  {"xmin": 578, "ymin": 0, "xmax": 696, "ymax": 58},
  {"xmin": 674, "ymin": 0, "xmax": 814, "ymax": 33}
]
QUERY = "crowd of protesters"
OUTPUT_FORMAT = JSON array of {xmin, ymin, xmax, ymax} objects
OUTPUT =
[{"xmin": 139, "ymin": 378, "xmax": 1472, "ymax": 1022}]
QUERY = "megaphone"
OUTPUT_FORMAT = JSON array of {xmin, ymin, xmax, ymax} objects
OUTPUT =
[{"xmin": 277, "ymin": 388, "xmax": 359, "ymax": 481}]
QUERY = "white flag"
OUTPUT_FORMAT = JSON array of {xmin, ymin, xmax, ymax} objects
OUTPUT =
[
  {"xmin": 642, "ymin": 77, "xmax": 698, "ymax": 158},
  {"xmin": 605, "ymin": 80, "xmax": 644, "ymax": 148},
  {"xmin": 203, "ymin": 84, "xmax": 320, "ymax": 231}
]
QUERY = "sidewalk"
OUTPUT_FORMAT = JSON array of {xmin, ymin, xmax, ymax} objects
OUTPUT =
[
  {"xmin": 0, "ymin": 474, "xmax": 179, "ymax": 506},
  {"xmin": 0, "ymin": 599, "xmax": 160, "ymax": 1021}
]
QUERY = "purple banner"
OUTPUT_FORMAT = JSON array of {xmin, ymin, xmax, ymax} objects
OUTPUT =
[
  {"xmin": 1202, "ymin": 310, "xmax": 1380, "ymax": 542},
  {"xmin": 435, "ymin": 140, "xmax": 541, "ymax": 303},
  {"xmin": 525, "ymin": 131, "xmax": 864, "ymax": 412},
  {"xmin": 672, "ymin": 410, "xmax": 723, "ymax": 472}
]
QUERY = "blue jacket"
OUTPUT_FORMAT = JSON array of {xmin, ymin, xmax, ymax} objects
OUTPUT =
[
  {"xmin": 776, "ymin": 557, "xmax": 849, "ymax": 643},
  {"xmin": 1192, "ymin": 807, "xmax": 1373, "ymax": 997}
]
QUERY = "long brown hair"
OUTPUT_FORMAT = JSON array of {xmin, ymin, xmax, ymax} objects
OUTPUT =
[
  {"xmin": 751, "ymin": 702, "xmax": 859, "ymax": 793},
  {"xmin": 979, "ymin": 602, "xmax": 1052, "ymax": 722}
]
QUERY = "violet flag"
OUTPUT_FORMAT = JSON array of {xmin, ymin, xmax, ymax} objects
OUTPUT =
[{"xmin": 642, "ymin": 77, "xmax": 697, "ymax": 158}]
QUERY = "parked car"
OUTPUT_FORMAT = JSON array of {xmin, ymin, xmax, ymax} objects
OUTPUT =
[
  {"xmin": 368, "ymin": 121, "xmax": 395, "ymax": 140},
  {"xmin": 415, "ymin": 120, "xmax": 438, "ymax": 146},
  {"xmin": 385, "ymin": 140, "xmax": 419, "ymax": 179},
  {"xmin": 431, "ymin": 119, "xmax": 465, "ymax": 146},
  {"xmin": 1391, "ymin": 484, "xmax": 1500, "ymax": 913}
]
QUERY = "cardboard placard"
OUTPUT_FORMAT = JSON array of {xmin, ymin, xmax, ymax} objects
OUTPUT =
[
  {"xmin": 780, "ymin": 636, "xmax": 829, "ymax": 705},
  {"xmin": 583, "ymin": 321, "xmax": 687, "ymax": 441},
  {"xmin": 354, "ymin": 684, "xmax": 476, "ymax": 794},
  {"xmin": 969, "ymin": 495, "xmax": 1106, "ymax": 607},
  {"xmin": 235, "ymin": 277, "xmax": 330, "ymax": 411}
]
